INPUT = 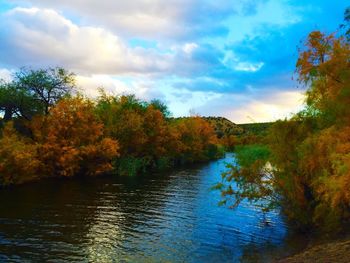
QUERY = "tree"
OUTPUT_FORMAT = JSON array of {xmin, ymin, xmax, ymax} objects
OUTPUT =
[
  {"xmin": 341, "ymin": 7, "xmax": 350, "ymax": 37},
  {"xmin": 0, "ymin": 122, "xmax": 41, "ymax": 185},
  {"xmin": 218, "ymin": 13, "xmax": 350, "ymax": 231},
  {"xmin": 30, "ymin": 97, "xmax": 119, "ymax": 177},
  {"xmin": 150, "ymin": 99, "xmax": 172, "ymax": 118},
  {"xmin": 0, "ymin": 82, "xmax": 39, "ymax": 121},
  {"xmin": 296, "ymin": 31, "xmax": 350, "ymax": 125},
  {"xmin": 0, "ymin": 67, "xmax": 76, "ymax": 121},
  {"xmin": 14, "ymin": 67, "xmax": 76, "ymax": 115},
  {"xmin": 174, "ymin": 117, "xmax": 219, "ymax": 162},
  {"xmin": 96, "ymin": 94, "xmax": 147, "ymax": 157}
]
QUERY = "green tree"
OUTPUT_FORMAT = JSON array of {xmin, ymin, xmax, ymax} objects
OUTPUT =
[
  {"xmin": 0, "ymin": 67, "xmax": 75, "ymax": 121},
  {"xmin": 0, "ymin": 82, "xmax": 38, "ymax": 121},
  {"xmin": 150, "ymin": 99, "xmax": 172, "ymax": 118}
]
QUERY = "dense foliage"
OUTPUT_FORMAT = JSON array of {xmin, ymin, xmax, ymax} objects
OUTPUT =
[
  {"xmin": 0, "ymin": 70, "xmax": 223, "ymax": 185},
  {"xmin": 0, "ymin": 68, "xmax": 75, "ymax": 121},
  {"xmin": 218, "ymin": 12, "xmax": 350, "ymax": 232}
]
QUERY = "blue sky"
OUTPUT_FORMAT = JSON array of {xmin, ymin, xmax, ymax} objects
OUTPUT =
[{"xmin": 0, "ymin": 0, "xmax": 348, "ymax": 123}]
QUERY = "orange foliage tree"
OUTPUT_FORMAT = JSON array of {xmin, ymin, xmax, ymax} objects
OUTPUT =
[
  {"xmin": 96, "ymin": 93, "xmax": 221, "ymax": 174},
  {"xmin": 218, "ymin": 25, "xmax": 350, "ymax": 231},
  {"xmin": 174, "ymin": 117, "xmax": 219, "ymax": 163},
  {"xmin": 0, "ymin": 122, "xmax": 41, "ymax": 185},
  {"xmin": 30, "ymin": 97, "xmax": 119, "ymax": 177}
]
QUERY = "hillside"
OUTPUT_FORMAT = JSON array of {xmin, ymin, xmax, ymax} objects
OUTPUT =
[
  {"xmin": 173, "ymin": 117, "xmax": 273, "ymax": 138},
  {"xmin": 202, "ymin": 117, "xmax": 243, "ymax": 138},
  {"xmin": 204, "ymin": 118, "xmax": 274, "ymax": 138}
]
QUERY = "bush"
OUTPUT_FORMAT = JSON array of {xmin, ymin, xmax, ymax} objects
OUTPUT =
[{"xmin": 0, "ymin": 123, "xmax": 41, "ymax": 185}]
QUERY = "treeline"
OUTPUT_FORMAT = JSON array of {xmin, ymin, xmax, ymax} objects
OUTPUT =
[
  {"xmin": 217, "ymin": 9, "xmax": 350, "ymax": 232},
  {"xmin": 218, "ymin": 122, "xmax": 272, "ymax": 151},
  {"xmin": 196, "ymin": 117, "xmax": 272, "ymax": 151},
  {"xmin": 0, "ymin": 68, "xmax": 223, "ymax": 185}
]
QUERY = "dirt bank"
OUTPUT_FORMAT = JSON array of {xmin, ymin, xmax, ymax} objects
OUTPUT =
[{"xmin": 278, "ymin": 239, "xmax": 350, "ymax": 263}]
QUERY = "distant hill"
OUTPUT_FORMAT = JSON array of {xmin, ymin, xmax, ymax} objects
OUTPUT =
[
  {"xmin": 203, "ymin": 118, "xmax": 274, "ymax": 138},
  {"xmin": 172, "ymin": 116, "xmax": 273, "ymax": 138},
  {"xmin": 202, "ymin": 117, "xmax": 243, "ymax": 138}
]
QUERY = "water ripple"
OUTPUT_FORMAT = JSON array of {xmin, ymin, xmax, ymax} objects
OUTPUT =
[{"xmin": 0, "ymin": 154, "xmax": 303, "ymax": 262}]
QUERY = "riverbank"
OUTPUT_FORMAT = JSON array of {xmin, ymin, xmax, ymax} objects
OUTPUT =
[{"xmin": 278, "ymin": 238, "xmax": 350, "ymax": 263}]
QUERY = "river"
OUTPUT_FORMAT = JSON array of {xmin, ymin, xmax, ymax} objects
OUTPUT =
[{"xmin": 0, "ymin": 154, "xmax": 307, "ymax": 262}]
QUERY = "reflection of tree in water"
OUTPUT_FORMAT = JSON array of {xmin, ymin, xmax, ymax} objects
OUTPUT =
[
  {"xmin": 0, "ymin": 164, "xmax": 202, "ymax": 262},
  {"xmin": 0, "ymin": 177, "xmax": 104, "ymax": 261},
  {"xmin": 0, "ymin": 171, "xmax": 174, "ymax": 261},
  {"xmin": 84, "ymin": 166, "xmax": 203, "ymax": 262}
]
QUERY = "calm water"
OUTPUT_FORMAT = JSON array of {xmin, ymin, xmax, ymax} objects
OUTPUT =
[{"xmin": 0, "ymin": 154, "xmax": 306, "ymax": 262}]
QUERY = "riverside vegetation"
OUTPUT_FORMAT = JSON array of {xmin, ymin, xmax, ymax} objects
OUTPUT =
[
  {"xmin": 216, "ymin": 8, "xmax": 350, "ymax": 235},
  {"xmin": 0, "ymin": 68, "xmax": 225, "ymax": 185}
]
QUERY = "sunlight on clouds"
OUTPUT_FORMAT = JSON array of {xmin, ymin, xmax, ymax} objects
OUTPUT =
[
  {"xmin": 76, "ymin": 75, "xmax": 130, "ymax": 97},
  {"xmin": 195, "ymin": 90, "xmax": 305, "ymax": 123},
  {"xmin": 76, "ymin": 74, "xmax": 165, "ymax": 102},
  {"xmin": 226, "ymin": 91, "xmax": 305, "ymax": 123},
  {"xmin": 1, "ymin": 7, "xmax": 172, "ymax": 74}
]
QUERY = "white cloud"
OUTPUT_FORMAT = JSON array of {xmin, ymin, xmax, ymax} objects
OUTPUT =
[
  {"xmin": 10, "ymin": 0, "xmax": 218, "ymax": 40},
  {"xmin": 182, "ymin": 43, "xmax": 199, "ymax": 54},
  {"xmin": 197, "ymin": 90, "xmax": 305, "ymax": 123},
  {"xmin": 228, "ymin": 93, "xmax": 304, "ymax": 123},
  {"xmin": 234, "ymin": 62, "xmax": 264, "ymax": 72},
  {"xmin": 0, "ymin": 7, "xmax": 172, "ymax": 75},
  {"xmin": 221, "ymin": 52, "xmax": 264, "ymax": 72},
  {"xmin": 0, "ymin": 69, "xmax": 13, "ymax": 82},
  {"xmin": 75, "ymin": 74, "xmax": 166, "ymax": 102},
  {"xmin": 0, "ymin": 7, "xmax": 221, "ymax": 77},
  {"xmin": 75, "ymin": 75, "xmax": 130, "ymax": 97}
]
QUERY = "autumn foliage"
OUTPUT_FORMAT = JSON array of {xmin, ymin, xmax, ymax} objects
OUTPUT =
[
  {"xmin": 31, "ymin": 97, "xmax": 119, "ymax": 177},
  {"xmin": 95, "ymin": 94, "xmax": 222, "ymax": 175},
  {"xmin": 173, "ymin": 117, "xmax": 219, "ymax": 162},
  {"xmin": 0, "ymin": 82, "xmax": 221, "ymax": 184},
  {"xmin": 0, "ymin": 123, "xmax": 41, "ymax": 185},
  {"xmin": 218, "ymin": 18, "xmax": 350, "ymax": 232}
]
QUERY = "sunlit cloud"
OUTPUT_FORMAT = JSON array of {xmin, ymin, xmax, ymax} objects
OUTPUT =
[
  {"xmin": 228, "ymin": 91, "xmax": 305, "ymax": 123},
  {"xmin": 75, "ymin": 74, "xmax": 166, "ymax": 102},
  {"xmin": 182, "ymin": 43, "xmax": 199, "ymax": 54},
  {"xmin": 197, "ymin": 90, "xmax": 305, "ymax": 123},
  {"xmin": 0, "ymin": 7, "xmax": 172, "ymax": 74}
]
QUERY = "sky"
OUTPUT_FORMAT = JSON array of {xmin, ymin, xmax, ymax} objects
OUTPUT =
[{"xmin": 0, "ymin": 0, "xmax": 348, "ymax": 123}]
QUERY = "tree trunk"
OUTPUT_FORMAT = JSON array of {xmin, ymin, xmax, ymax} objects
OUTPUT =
[{"xmin": 3, "ymin": 107, "xmax": 13, "ymax": 121}]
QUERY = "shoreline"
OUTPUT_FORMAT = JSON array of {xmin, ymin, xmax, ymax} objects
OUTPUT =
[{"xmin": 277, "ymin": 238, "xmax": 350, "ymax": 262}]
